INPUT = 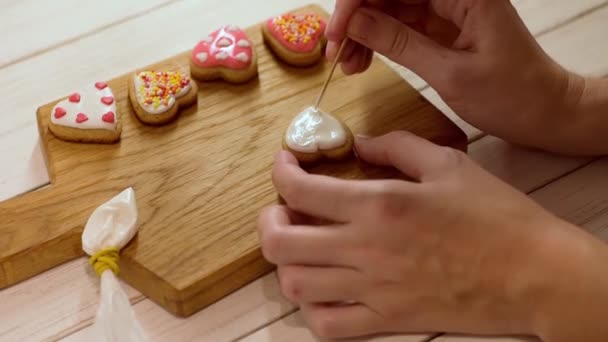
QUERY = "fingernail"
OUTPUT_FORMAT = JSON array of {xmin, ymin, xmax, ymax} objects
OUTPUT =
[{"xmin": 356, "ymin": 134, "xmax": 371, "ymax": 140}]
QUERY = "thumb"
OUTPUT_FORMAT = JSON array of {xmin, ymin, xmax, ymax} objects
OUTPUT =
[
  {"xmin": 346, "ymin": 7, "xmax": 461, "ymax": 87},
  {"xmin": 355, "ymin": 131, "xmax": 462, "ymax": 181}
]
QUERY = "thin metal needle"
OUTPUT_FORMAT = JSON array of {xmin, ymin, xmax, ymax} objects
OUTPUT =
[{"xmin": 313, "ymin": 39, "xmax": 349, "ymax": 110}]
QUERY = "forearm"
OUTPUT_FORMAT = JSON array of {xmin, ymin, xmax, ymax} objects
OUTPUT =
[{"xmin": 530, "ymin": 219, "xmax": 608, "ymax": 341}]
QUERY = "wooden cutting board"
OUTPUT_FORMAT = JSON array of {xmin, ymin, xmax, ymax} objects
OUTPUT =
[{"xmin": 0, "ymin": 4, "xmax": 466, "ymax": 317}]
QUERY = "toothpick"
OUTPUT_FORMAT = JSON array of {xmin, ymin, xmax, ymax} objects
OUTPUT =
[{"xmin": 313, "ymin": 39, "xmax": 349, "ymax": 111}]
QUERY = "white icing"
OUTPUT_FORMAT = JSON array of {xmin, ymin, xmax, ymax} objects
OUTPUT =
[
  {"xmin": 133, "ymin": 72, "xmax": 192, "ymax": 115},
  {"xmin": 51, "ymin": 84, "xmax": 118, "ymax": 131},
  {"xmin": 285, "ymin": 106, "xmax": 347, "ymax": 153},
  {"xmin": 82, "ymin": 187, "xmax": 138, "ymax": 256},
  {"xmin": 236, "ymin": 39, "xmax": 251, "ymax": 48},
  {"xmin": 226, "ymin": 25, "xmax": 240, "ymax": 32},
  {"xmin": 215, "ymin": 51, "xmax": 229, "ymax": 60},
  {"xmin": 217, "ymin": 37, "xmax": 232, "ymax": 47},
  {"xmin": 196, "ymin": 52, "xmax": 208, "ymax": 63},
  {"xmin": 235, "ymin": 52, "xmax": 249, "ymax": 62}
]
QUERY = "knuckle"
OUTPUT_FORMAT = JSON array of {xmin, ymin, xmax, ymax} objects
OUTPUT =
[
  {"xmin": 260, "ymin": 223, "xmax": 284, "ymax": 264},
  {"xmin": 278, "ymin": 267, "xmax": 302, "ymax": 302},
  {"xmin": 389, "ymin": 28, "xmax": 411, "ymax": 58},
  {"xmin": 277, "ymin": 180, "xmax": 304, "ymax": 210},
  {"xmin": 309, "ymin": 312, "xmax": 341, "ymax": 338},
  {"xmin": 438, "ymin": 146, "xmax": 468, "ymax": 169},
  {"xmin": 369, "ymin": 182, "xmax": 409, "ymax": 218}
]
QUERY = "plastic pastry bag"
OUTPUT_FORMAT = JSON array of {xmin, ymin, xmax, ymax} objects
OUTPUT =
[{"xmin": 81, "ymin": 187, "xmax": 148, "ymax": 342}]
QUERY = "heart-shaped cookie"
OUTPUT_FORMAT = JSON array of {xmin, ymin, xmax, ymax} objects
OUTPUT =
[
  {"xmin": 283, "ymin": 106, "xmax": 354, "ymax": 163},
  {"xmin": 262, "ymin": 13, "xmax": 327, "ymax": 66},
  {"xmin": 190, "ymin": 25, "xmax": 258, "ymax": 83},
  {"xmin": 48, "ymin": 81, "xmax": 122, "ymax": 143},
  {"xmin": 128, "ymin": 70, "xmax": 198, "ymax": 125}
]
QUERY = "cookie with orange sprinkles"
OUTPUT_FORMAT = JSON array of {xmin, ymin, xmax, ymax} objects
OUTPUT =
[
  {"xmin": 128, "ymin": 70, "xmax": 198, "ymax": 125},
  {"xmin": 262, "ymin": 13, "xmax": 327, "ymax": 67}
]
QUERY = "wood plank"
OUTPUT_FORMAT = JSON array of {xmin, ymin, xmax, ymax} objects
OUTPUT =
[
  {"xmin": 61, "ymin": 273, "xmax": 295, "ymax": 342},
  {"xmin": 3, "ymin": 0, "xmax": 608, "ymax": 341},
  {"xmin": 241, "ymin": 310, "xmax": 432, "ymax": 342},
  {"xmin": 431, "ymin": 336, "xmax": 535, "ymax": 342},
  {"xmin": 0, "ymin": 3, "xmax": 465, "ymax": 318},
  {"xmin": 0, "ymin": 258, "xmax": 142, "ymax": 342},
  {"xmin": 0, "ymin": 0, "xmax": 175, "ymax": 68}
]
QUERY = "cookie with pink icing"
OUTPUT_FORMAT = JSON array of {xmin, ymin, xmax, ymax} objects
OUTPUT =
[
  {"xmin": 262, "ymin": 13, "xmax": 327, "ymax": 67},
  {"xmin": 190, "ymin": 25, "xmax": 258, "ymax": 83},
  {"xmin": 48, "ymin": 82, "xmax": 122, "ymax": 143}
]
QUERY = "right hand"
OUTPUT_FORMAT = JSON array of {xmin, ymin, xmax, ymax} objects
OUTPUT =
[{"xmin": 325, "ymin": 0, "xmax": 586, "ymax": 154}]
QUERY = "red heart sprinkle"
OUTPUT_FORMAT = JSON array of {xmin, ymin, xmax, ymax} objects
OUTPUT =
[
  {"xmin": 100, "ymin": 96, "xmax": 114, "ymax": 105},
  {"xmin": 102, "ymin": 111, "xmax": 115, "ymax": 124},
  {"xmin": 95, "ymin": 82, "xmax": 108, "ymax": 90},
  {"xmin": 54, "ymin": 107, "xmax": 66, "ymax": 119},
  {"xmin": 76, "ymin": 113, "xmax": 88, "ymax": 123},
  {"xmin": 69, "ymin": 93, "xmax": 81, "ymax": 103}
]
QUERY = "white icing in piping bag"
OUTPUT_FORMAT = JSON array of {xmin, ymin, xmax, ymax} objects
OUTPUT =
[{"xmin": 81, "ymin": 187, "xmax": 148, "ymax": 342}]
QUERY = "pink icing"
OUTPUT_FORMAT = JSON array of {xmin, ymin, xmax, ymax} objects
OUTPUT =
[
  {"xmin": 191, "ymin": 25, "xmax": 253, "ymax": 70},
  {"xmin": 266, "ymin": 13, "xmax": 326, "ymax": 53}
]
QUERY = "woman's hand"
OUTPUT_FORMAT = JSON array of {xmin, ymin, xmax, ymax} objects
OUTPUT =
[
  {"xmin": 257, "ymin": 133, "xmax": 608, "ymax": 341},
  {"xmin": 324, "ymin": 0, "xmax": 601, "ymax": 155}
]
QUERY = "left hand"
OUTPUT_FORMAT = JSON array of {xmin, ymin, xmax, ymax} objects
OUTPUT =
[{"xmin": 257, "ymin": 132, "xmax": 588, "ymax": 339}]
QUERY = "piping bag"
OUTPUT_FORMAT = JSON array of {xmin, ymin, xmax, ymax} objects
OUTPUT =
[{"xmin": 81, "ymin": 187, "xmax": 148, "ymax": 342}]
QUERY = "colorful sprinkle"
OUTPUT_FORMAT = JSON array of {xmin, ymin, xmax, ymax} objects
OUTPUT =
[
  {"xmin": 76, "ymin": 113, "xmax": 89, "ymax": 123},
  {"xmin": 54, "ymin": 107, "xmax": 67, "ymax": 119},
  {"xmin": 136, "ymin": 71, "xmax": 191, "ymax": 109},
  {"xmin": 69, "ymin": 93, "xmax": 81, "ymax": 103}
]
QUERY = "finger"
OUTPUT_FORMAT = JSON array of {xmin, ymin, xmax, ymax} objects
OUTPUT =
[
  {"xmin": 258, "ymin": 206, "xmax": 356, "ymax": 267},
  {"xmin": 346, "ymin": 7, "xmax": 462, "ymax": 88},
  {"xmin": 389, "ymin": 2, "xmax": 428, "ymax": 24},
  {"xmin": 360, "ymin": 46, "xmax": 374, "ymax": 72},
  {"xmin": 272, "ymin": 151, "xmax": 361, "ymax": 222},
  {"xmin": 301, "ymin": 303, "xmax": 386, "ymax": 339},
  {"xmin": 326, "ymin": 0, "xmax": 365, "ymax": 41},
  {"xmin": 341, "ymin": 44, "xmax": 370, "ymax": 75},
  {"xmin": 278, "ymin": 265, "xmax": 363, "ymax": 303},
  {"xmin": 327, "ymin": 38, "xmax": 358, "ymax": 63},
  {"xmin": 355, "ymin": 131, "xmax": 463, "ymax": 181}
]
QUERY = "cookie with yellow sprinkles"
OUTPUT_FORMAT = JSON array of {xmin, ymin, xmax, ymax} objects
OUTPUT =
[
  {"xmin": 128, "ymin": 70, "xmax": 198, "ymax": 125},
  {"xmin": 262, "ymin": 13, "xmax": 327, "ymax": 67}
]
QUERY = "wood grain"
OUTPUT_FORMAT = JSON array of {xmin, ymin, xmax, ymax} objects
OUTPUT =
[
  {"xmin": 1, "ymin": 0, "xmax": 607, "ymax": 341},
  {"xmin": 0, "ymin": 0, "xmax": 176, "ymax": 68},
  {"xmin": 0, "ymin": 4, "xmax": 465, "ymax": 318}
]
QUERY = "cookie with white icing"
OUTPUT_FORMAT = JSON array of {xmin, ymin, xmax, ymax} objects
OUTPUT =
[
  {"xmin": 190, "ymin": 25, "xmax": 258, "ymax": 83},
  {"xmin": 283, "ymin": 106, "xmax": 354, "ymax": 163},
  {"xmin": 128, "ymin": 70, "xmax": 198, "ymax": 125},
  {"xmin": 262, "ymin": 13, "xmax": 327, "ymax": 67},
  {"xmin": 48, "ymin": 82, "xmax": 122, "ymax": 143}
]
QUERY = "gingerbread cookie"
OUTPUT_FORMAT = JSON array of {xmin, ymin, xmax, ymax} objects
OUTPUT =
[
  {"xmin": 283, "ymin": 106, "xmax": 354, "ymax": 163},
  {"xmin": 190, "ymin": 25, "xmax": 258, "ymax": 83},
  {"xmin": 49, "ymin": 82, "xmax": 122, "ymax": 143},
  {"xmin": 262, "ymin": 13, "xmax": 327, "ymax": 67},
  {"xmin": 128, "ymin": 70, "xmax": 197, "ymax": 125}
]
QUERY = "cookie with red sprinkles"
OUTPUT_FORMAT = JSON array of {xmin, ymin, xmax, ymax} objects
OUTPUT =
[{"xmin": 262, "ymin": 12, "xmax": 327, "ymax": 66}]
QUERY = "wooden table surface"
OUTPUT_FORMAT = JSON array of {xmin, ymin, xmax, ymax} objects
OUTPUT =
[{"xmin": 1, "ymin": 0, "xmax": 607, "ymax": 341}]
